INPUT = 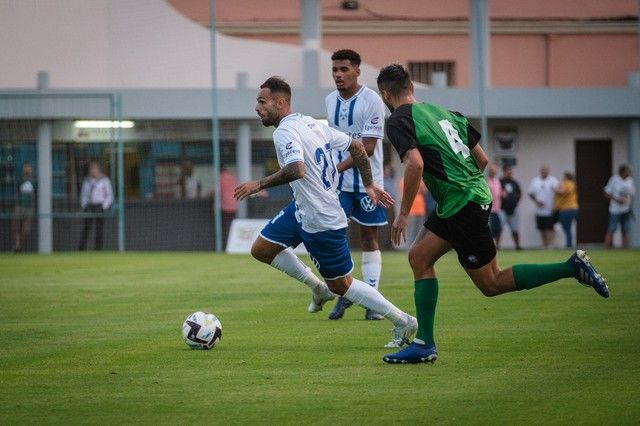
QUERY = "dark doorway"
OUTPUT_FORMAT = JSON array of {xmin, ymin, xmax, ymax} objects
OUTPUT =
[{"xmin": 575, "ymin": 139, "xmax": 611, "ymax": 244}]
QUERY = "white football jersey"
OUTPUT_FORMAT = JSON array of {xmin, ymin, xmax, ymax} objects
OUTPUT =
[
  {"xmin": 325, "ymin": 85, "xmax": 385, "ymax": 192},
  {"xmin": 604, "ymin": 175, "xmax": 635, "ymax": 214},
  {"xmin": 273, "ymin": 113, "xmax": 351, "ymax": 233}
]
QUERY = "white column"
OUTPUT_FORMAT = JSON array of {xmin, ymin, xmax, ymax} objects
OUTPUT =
[
  {"xmin": 469, "ymin": 0, "xmax": 491, "ymax": 159},
  {"xmin": 301, "ymin": 0, "xmax": 321, "ymax": 88},
  {"xmin": 629, "ymin": 73, "xmax": 640, "ymax": 247},
  {"xmin": 37, "ymin": 71, "xmax": 52, "ymax": 254}
]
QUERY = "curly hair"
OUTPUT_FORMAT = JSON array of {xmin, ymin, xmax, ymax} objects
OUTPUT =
[{"xmin": 331, "ymin": 49, "xmax": 361, "ymax": 67}]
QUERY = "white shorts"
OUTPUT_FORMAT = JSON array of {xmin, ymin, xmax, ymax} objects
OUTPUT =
[{"xmin": 501, "ymin": 211, "xmax": 519, "ymax": 233}]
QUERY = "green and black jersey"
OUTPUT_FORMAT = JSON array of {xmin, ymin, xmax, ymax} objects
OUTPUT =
[{"xmin": 386, "ymin": 102, "xmax": 492, "ymax": 218}]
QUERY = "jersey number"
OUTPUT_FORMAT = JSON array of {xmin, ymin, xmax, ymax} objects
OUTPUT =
[
  {"xmin": 438, "ymin": 119, "xmax": 470, "ymax": 158},
  {"xmin": 314, "ymin": 147, "xmax": 335, "ymax": 190}
]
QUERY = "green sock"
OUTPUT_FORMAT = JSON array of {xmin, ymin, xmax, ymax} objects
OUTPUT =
[
  {"xmin": 512, "ymin": 262, "xmax": 575, "ymax": 290},
  {"xmin": 415, "ymin": 278, "xmax": 438, "ymax": 345}
]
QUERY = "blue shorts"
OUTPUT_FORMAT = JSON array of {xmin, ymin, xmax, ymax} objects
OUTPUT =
[
  {"xmin": 260, "ymin": 201, "xmax": 354, "ymax": 280},
  {"xmin": 607, "ymin": 211, "xmax": 632, "ymax": 233},
  {"xmin": 338, "ymin": 191, "xmax": 387, "ymax": 227}
]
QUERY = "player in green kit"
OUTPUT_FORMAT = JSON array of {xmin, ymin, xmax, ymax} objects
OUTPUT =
[{"xmin": 376, "ymin": 64, "xmax": 609, "ymax": 364}]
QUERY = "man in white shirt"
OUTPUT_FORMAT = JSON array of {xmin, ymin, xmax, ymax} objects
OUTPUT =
[
  {"xmin": 528, "ymin": 165, "xmax": 559, "ymax": 249},
  {"xmin": 78, "ymin": 161, "xmax": 113, "ymax": 250},
  {"xmin": 325, "ymin": 49, "xmax": 388, "ymax": 320},
  {"xmin": 234, "ymin": 76, "xmax": 417, "ymax": 348},
  {"xmin": 604, "ymin": 164, "xmax": 635, "ymax": 248}
]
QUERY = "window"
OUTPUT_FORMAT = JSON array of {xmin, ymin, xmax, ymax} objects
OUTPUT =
[{"xmin": 408, "ymin": 61, "xmax": 455, "ymax": 87}]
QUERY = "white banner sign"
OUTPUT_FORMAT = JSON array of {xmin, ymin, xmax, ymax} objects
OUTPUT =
[{"xmin": 225, "ymin": 219, "xmax": 307, "ymax": 254}]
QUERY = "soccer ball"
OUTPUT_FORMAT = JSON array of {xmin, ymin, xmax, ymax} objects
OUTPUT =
[{"xmin": 181, "ymin": 311, "xmax": 222, "ymax": 349}]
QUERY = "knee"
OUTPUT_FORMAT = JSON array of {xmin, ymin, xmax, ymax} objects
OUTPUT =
[
  {"xmin": 360, "ymin": 233, "xmax": 378, "ymax": 250},
  {"xmin": 250, "ymin": 244, "xmax": 272, "ymax": 264},
  {"xmin": 408, "ymin": 248, "xmax": 434, "ymax": 276},
  {"xmin": 326, "ymin": 278, "xmax": 348, "ymax": 296},
  {"xmin": 478, "ymin": 285, "xmax": 501, "ymax": 297}
]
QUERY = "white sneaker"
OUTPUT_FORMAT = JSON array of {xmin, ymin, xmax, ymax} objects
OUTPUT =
[
  {"xmin": 308, "ymin": 286, "xmax": 335, "ymax": 313},
  {"xmin": 384, "ymin": 315, "xmax": 417, "ymax": 348}
]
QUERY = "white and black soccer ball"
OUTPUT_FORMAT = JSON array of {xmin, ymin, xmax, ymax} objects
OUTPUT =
[{"xmin": 181, "ymin": 311, "xmax": 222, "ymax": 349}]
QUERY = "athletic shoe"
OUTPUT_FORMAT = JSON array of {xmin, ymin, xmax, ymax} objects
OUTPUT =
[
  {"xmin": 383, "ymin": 341, "xmax": 438, "ymax": 364},
  {"xmin": 384, "ymin": 315, "xmax": 418, "ymax": 348},
  {"xmin": 308, "ymin": 287, "xmax": 335, "ymax": 313},
  {"xmin": 328, "ymin": 297, "xmax": 353, "ymax": 320},
  {"xmin": 365, "ymin": 309, "xmax": 384, "ymax": 321},
  {"xmin": 567, "ymin": 250, "xmax": 609, "ymax": 298}
]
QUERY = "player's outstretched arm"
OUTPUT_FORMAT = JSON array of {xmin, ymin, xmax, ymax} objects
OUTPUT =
[
  {"xmin": 234, "ymin": 161, "xmax": 305, "ymax": 201},
  {"xmin": 348, "ymin": 139, "xmax": 394, "ymax": 207},
  {"xmin": 335, "ymin": 137, "xmax": 378, "ymax": 173},
  {"xmin": 392, "ymin": 148, "xmax": 423, "ymax": 246},
  {"xmin": 348, "ymin": 139, "xmax": 373, "ymax": 186}
]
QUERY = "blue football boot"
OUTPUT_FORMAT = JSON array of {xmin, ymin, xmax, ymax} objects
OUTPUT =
[
  {"xmin": 383, "ymin": 341, "xmax": 438, "ymax": 364},
  {"xmin": 567, "ymin": 250, "xmax": 609, "ymax": 298},
  {"xmin": 328, "ymin": 296, "xmax": 353, "ymax": 320}
]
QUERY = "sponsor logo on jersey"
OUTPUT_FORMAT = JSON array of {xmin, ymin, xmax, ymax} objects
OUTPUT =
[
  {"xmin": 363, "ymin": 124, "xmax": 382, "ymax": 133},
  {"xmin": 285, "ymin": 142, "xmax": 293, "ymax": 149},
  {"xmin": 370, "ymin": 116, "xmax": 379, "ymax": 125},
  {"xmin": 283, "ymin": 148, "xmax": 301, "ymax": 159},
  {"xmin": 360, "ymin": 195, "xmax": 377, "ymax": 212},
  {"xmin": 467, "ymin": 255, "xmax": 478, "ymax": 263}
]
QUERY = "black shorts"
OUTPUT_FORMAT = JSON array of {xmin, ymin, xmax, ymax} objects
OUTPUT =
[
  {"xmin": 536, "ymin": 215, "xmax": 555, "ymax": 231},
  {"xmin": 425, "ymin": 202, "xmax": 496, "ymax": 269}
]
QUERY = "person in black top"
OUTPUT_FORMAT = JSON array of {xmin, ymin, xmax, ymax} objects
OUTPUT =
[{"xmin": 499, "ymin": 165, "xmax": 522, "ymax": 250}]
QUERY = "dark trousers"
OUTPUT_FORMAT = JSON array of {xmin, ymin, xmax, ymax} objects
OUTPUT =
[
  {"xmin": 221, "ymin": 211, "xmax": 236, "ymax": 250},
  {"xmin": 79, "ymin": 204, "xmax": 105, "ymax": 250}
]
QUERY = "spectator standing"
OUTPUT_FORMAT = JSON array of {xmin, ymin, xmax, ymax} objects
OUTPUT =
[
  {"xmin": 78, "ymin": 162, "xmax": 113, "ymax": 250},
  {"xmin": 603, "ymin": 165, "xmax": 635, "ymax": 248},
  {"xmin": 528, "ymin": 165, "xmax": 559, "ymax": 249},
  {"xmin": 499, "ymin": 165, "xmax": 522, "ymax": 250},
  {"xmin": 180, "ymin": 160, "xmax": 201, "ymax": 199},
  {"xmin": 12, "ymin": 163, "xmax": 35, "ymax": 252},
  {"xmin": 554, "ymin": 172, "xmax": 579, "ymax": 248},
  {"xmin": 486, "ymin": 164, "xmax": 503, "ymax": 249}
]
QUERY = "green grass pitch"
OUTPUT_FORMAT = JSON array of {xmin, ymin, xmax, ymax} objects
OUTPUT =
[{"xmin": 1, "ymin": 250, "xmax": 639, "ymax": 424}]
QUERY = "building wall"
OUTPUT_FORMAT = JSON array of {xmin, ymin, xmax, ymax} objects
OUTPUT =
[
  {"xmin": 488, "ymin": 118, "xmax": 630, "ymax": 248},
  {"xmin": 171, "ymin": 0, "xmax": 640, "ymax": 88}
]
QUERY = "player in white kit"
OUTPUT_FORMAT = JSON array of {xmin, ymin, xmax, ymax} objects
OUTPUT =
[
  {"xmin": 325, "ymin": 49, "xmax": 388, "ymax": 321},
  {"xmin": 234, "ymin": 76, "xmax": 417, "ymax": 348}
]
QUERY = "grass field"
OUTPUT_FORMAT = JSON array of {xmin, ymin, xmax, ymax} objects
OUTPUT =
[{"xmin": 1, "ymin": 249, "xmax": 639, "ymax": 425}]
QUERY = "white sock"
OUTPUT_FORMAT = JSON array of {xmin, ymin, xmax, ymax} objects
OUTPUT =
[
  {"xmin": 361, "ymin": 250, "xmax": 382, "ymax": 290},
  {"xmin": 271, "ymin": 248, "xmax": 326, "ymax": 293},
  {"xmin": 343, "ymin": 278, "xmax": 405, "ymax": 324}
]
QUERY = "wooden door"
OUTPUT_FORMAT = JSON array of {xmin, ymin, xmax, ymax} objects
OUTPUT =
[{"xmin": 575, "ymin": 139, "xmax": 611, "ymax": 244}]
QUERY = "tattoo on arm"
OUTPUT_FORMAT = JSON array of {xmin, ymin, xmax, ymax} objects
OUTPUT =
[
  {"xmin": 349, "ymin": 141, "xmax": 373, "ymax": 186},
  {"xmin": 258, "ymin": 162, "xmax": 305, "ymax": 190}
]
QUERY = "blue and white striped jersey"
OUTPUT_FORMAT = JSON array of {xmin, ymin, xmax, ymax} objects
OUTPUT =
[{"xmin": 325, "ymin": 85, "xmax": 385, "ymax": 192}]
